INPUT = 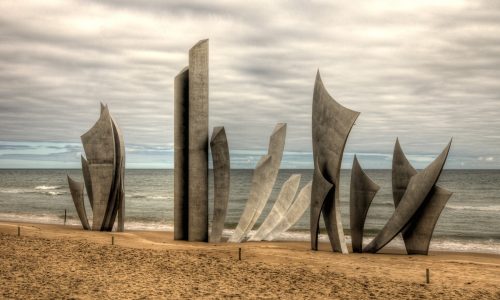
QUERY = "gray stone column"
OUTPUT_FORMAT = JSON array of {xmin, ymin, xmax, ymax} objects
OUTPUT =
[
  {"xmin": 188, "ymin": 39, "xmax": 209, "ymax": 242},
  {"xmin": 174, "ymin": 67, "xmax": 189, "ymax": 240}
]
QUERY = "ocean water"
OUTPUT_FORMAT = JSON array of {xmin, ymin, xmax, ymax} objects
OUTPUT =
[{"xmin": 0, "ymin": 169, "xmax": 499, "ymax": 254}]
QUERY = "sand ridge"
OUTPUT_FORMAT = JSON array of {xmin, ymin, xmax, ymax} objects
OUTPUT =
[{"xmin": 0, "ymin": 221, "xmax": 499, "ymax": 299}]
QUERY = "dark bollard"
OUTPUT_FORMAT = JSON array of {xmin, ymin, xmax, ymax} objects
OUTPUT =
[
  {"xmin": 238, "ymin": 248, "xmax": 241, "ymax": 261},
  {"xmin": 426, "ymin": 268, "xmax": 430, "ymax": 284},
  {"xmin": 17, "ymin": 226, "xmax": 20, "ymax": 237},
  {"xmin": 64, "ymin": 209, "xmax": 67, "ymax": 225},
  {"xmin": 112, "ymin": 236, "xmax": 114, "ymax": 245}
]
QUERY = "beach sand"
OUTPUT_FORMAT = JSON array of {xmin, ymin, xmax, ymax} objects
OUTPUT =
[{"xmin": 0, "ymin": 221, "xmax": 498, "ymax": 299}]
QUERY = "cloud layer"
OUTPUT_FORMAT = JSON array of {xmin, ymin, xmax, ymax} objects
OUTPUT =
[{"xmin": 1, "ymin": 0, "xmax": 499, "ymax": 168}]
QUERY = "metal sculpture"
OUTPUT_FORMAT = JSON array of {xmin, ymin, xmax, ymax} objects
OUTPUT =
[
  {"xmin": 67, "ymin": 103, "xmax": 125, "ymax": 231},
  {"xmin": 349, "ymin": 155, "xmax": 379, "ymax": 253},
  {"xmin": 174, "ymin": 39, "xmax": 209, "ymax": 242},
  {"xmin": 249, "ymin": 174, "xmax": 301, "ymax": 241},
  {"xmin": 264, "ymin": 181, "xmax": 312, "ymax": 241},
  {"xmin": 209, "ymin": 127, "xmax": 230, "ymax": 243},
  {"xmin": 67, "ymin": 175, "xmax": 91, "ymax": 230},
  {"xmin": 392, "ymin": 139, "xmax": 453, "ymax": 255},
  {"xmin": 311, "ymin": 71, "xmax": 359, "ymax": 253},
  {"xmin": 229, "ymin": 123, "xmax": 286, "ymax": 243},
  {"xmin": 363, "ymin": 140, "xmax": 452, "ymax": 253}
]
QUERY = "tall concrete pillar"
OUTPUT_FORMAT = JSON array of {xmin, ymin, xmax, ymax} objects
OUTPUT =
[
  {"xmin": 174, "ymin": 67, "xmax": 189, "ymax": 240},
  {"xmin": 188, "ymin": 39, "xmax": 209, "ymax": 242}
]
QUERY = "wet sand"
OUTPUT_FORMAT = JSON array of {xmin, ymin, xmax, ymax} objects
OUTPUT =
[{"xmin": 0, "ymin": 221, "xmax": 499, "ymax": 299}]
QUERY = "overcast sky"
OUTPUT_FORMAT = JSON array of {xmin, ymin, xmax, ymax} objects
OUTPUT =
[{"xmin": 1, "ymin": 0, "xmax": 499, "ymax": 169}]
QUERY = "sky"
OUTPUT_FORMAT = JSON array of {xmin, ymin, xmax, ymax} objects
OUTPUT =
[{"xmin": 1, "ymin": 0, "xmax": 499, "ymax": 169}]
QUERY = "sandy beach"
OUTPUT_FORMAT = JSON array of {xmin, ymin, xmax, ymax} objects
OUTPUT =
[{"xmin": 0, "ymin": 221, "xmax": 498, "ymax": 299}]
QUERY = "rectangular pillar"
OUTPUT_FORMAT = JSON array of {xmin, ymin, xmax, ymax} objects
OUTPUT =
[
  {"xmin": 174, "ymin": 67, "xmax": 190, "ymax": 240},
  {"xmin": 188, "ymin": 39, "xmax": 209, "ymax": 242}
]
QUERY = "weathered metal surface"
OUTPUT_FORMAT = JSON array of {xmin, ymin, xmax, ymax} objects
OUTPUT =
[
  {"xmin": 265, "ymin": 181, "xmax": 312, "ymax": 241},
  {"xmin": 81, "ymin": 106, "xmax": 116, "ymax": 166},
  {"xmin": 229, "ymin": 123, "xmax": 286, "ymax": 243},
  {"xmin": 67, "ymin": 175, "xmax": 91, "ymax": 230},
  {"xmin": 249, "ymin": 174, "xmax": 301, "ymax": 241},
  {"xmin": 104, "ymin": 114, "xmax": 125, "ymax": 232},
  {"xmin": 88, "ymin": 163, "xmax": 114, "ymax": 231},
  {"xmin": 209, "ymin": 127, "xmax": 230, "ymax": 243},
  {"xmin": 403, "ymin": 186, "xmax": 452, "ymax": 254},
  {"xmin": 349, "ymin": 155, "xmax": 380, "ymax": 253},
  {"xmin": 392, "ymin": 139, "xmax": 453, "ymax": 255},
  {"xmin": 363, "ymin": 140, "xmax": 452, "ymax": 253},
  {"xmin": 81, "ymin": 156, "xmax": 93, "ymax": 209},
  {"xmin": 311, "ymin": 71, "xmax": 359, "ymax": 253}
]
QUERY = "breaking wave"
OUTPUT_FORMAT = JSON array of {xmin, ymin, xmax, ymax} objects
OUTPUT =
[{"xmin": 447, "ymin": 205, "xmax": 500, "ymax": 212}]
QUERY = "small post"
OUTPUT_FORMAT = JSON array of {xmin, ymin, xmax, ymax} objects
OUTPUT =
[
  {"xmin": 64, "ymin": 209, "xmax": 67, "ymax": 225},
  {"xmin": 238, "ymin": 247, "xmax": 241, "ymax": 261},
  {"xmin": 17, "ymin": 226, "xmax": 20, "ymax": 237},
  {"xmin": 112, "ymin": 236, "xmax": 114, "ymax": 245},
  {"xmin": 426, "ymin": 268, "xmax": 430, "ymax": 284}
]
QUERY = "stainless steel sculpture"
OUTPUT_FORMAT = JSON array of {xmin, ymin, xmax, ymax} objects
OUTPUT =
[
  {"xmin": 349, "ymin": 155, "xmax": 379, "ymax": 253},
  {"xmin": 264, "ymin": 181, "xmax": 312, "ymax": 241},
  {"xmin": 174, "ymin": 39, "xmax": 210, "ymax": 242},
  {"xmin": 67, "ymin": 103, "xmax": 125, "ymax": 231},
  {"xmin": 311, "ymin": 71, "xmax": 359, "ymax": 253},
  {"xmin": 209, "ymin": 127, "xmax": 230, "ymax": 243},
  {"xmin": 229, "ymin": 123, "xmax": 286, "ymax": 243},
  {"xmin": 363, "ymin": 140, "xmax": 452, "ymax": 253},
  {"xmin": 392, "ymin": 139, "xmax": 453, "ymax": 255},
  {"xmin": 249, "ymin": 174, "xmax": 301, "ymax": 241},
  {"xmin": 67, "ymin": 175, "xmax": 91, "ymax": 230}
]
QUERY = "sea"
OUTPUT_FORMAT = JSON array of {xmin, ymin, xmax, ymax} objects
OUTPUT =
[{"xmin": 0, "ymin": 169, "xmax": 499, "ymax": 254}]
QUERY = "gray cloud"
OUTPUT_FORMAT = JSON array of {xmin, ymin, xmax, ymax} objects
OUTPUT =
[{"xmin": 0, "ymin": 0, "xmax": 499, "ymax": 168}]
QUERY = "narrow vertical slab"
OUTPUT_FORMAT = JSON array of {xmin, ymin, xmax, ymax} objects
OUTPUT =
[
  {"xmin": 105, "ymin": 114, "xmax": 125, "ymax": 232},
  {"xmin": 229, "ymin": 123, "xmax": 286, "ymax": 243},
  {"xmin": 265, "ymin": 181, "xmax": 312, "ymax": 241},
  {"xmin": 311, "ymin": 71, "xmax": 359, "ymax": 253},
  {"xmin": 67, "ymin": 175, "xmax": 91, "ymax": 230},
  {"xmin": 188, "ymin": 39, "xmax": 209, "ymax": 242},
  {"xmin": 249, "ymin": 174, "xmax": 301, "ymax": 241},
  {"xmin": 349, "ymin": 156, "xmax": 380, "ymax": 253},
  {"xmin": 81, "ymin": 156, "xmax": 93, "ymax": 209},
  {"xmin": 174, "ymin": 66, "xmax": 189, "ymax": 240},
  {"xmin": 209, "ymin": 127, "xmax": 230, "ymax": 243},
  {"xmin": 310, "ymin": 164, "xmax": 333, "ymax": 250},
  {"xmin": 363, "ymin": 140, "xmax": 452, "ymax": 253}
]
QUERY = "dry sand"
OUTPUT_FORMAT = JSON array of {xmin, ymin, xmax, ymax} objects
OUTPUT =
[{"xmin": 0, "ymin": 221, "xmax": 499, "ymax": 299}]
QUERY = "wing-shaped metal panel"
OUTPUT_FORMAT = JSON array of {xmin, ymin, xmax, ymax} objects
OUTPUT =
[
  {"xmin": 311, "ymin": 71, "xmax": 359, "ymax": 253},
  {"xmin": 67, "ymin": 175, "xmax": 91, "ymax": 230},
  {"xmin": 350, "ymin": 156, "xmax": 380, "ymax": 253},
  {"xmin": 209, "ymin": 126, "xmax": 230, "ymax": 243}
]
